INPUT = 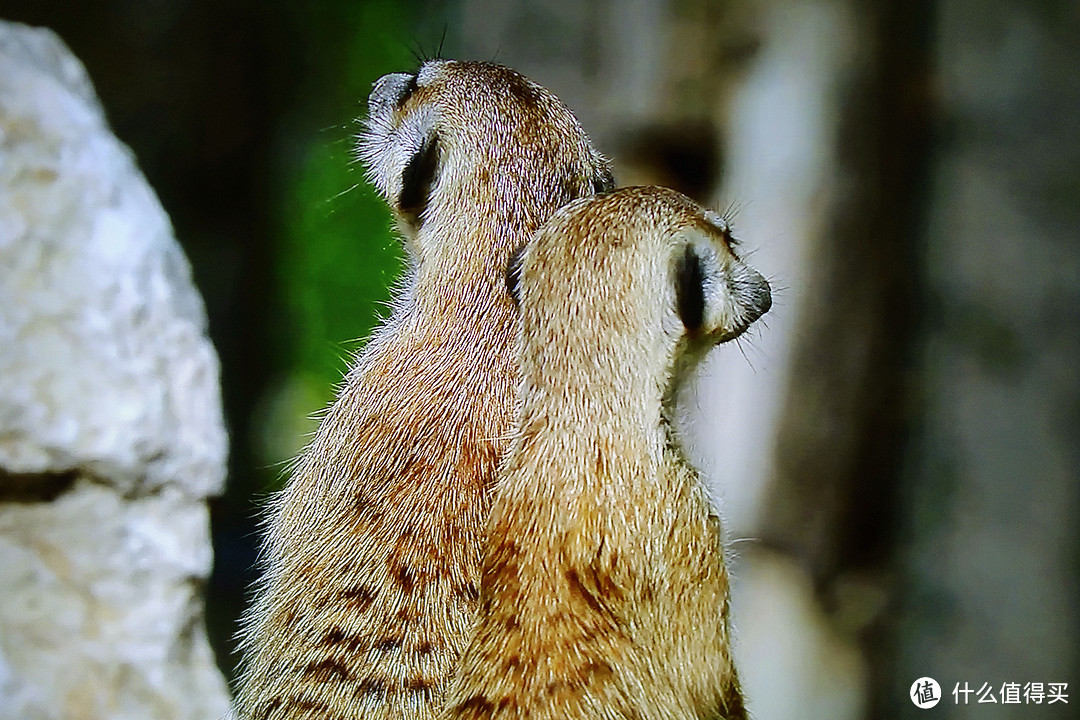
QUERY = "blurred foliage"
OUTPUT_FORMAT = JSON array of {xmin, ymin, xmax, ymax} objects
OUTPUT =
[
  {"xmin": 277, "ymin": 147, "xmax": 399, "ymax": 407},
  {"xmin": 277, "ymin": 0, "xmax": 416, "ymax": 398},
  {"xmin": 259, "ymin": 1, "xmax": 435, "ymax": 475}
]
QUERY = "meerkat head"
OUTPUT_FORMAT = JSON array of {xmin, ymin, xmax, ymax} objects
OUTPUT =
[
  {"xmin": 358, "ymin": 60, "xmax": 613, "ymax": 266},
  {"xmin": 507, "ymin": 186, "xmax": 771, "ymax": 405}
]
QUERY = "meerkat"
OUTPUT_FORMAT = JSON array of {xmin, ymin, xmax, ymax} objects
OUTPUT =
[
  {"xmin": 445, "ymin": 186, "xmax": 771, "ymax": 720},
  {"xmin": 236, "ymin": 60, "xmax": 613, "ymax": 720}
]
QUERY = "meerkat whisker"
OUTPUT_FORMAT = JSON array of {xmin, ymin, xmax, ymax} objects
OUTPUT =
[{"xmin": 322, "ymin": 181, "xmax": 362, "ymax": 205}]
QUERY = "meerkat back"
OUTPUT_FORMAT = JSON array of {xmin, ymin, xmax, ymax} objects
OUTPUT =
[
  {"xmin": 236, "ymin": 61, "xmax": 612, "ymax": 720},
  {"xmin": 447, "ymin": 186, "xmax": 771, "ymax": 720}
]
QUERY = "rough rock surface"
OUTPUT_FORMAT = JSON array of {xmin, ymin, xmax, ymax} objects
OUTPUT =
[{"xmin": 0, "ymin": 20, "xmax": 232, "ymax": 720}]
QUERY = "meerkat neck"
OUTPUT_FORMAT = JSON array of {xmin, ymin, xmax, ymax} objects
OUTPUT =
[
  {"xmin": 502, "ymin": 381, "xmax": 680, "ymax": 570},
  {"xmin": 519, "ymin": 334, "xmax": 675, "ymax": 439},
  {"xmin": 403, "ymin": 241, "xmax": 512, "ymax": 342},
  {"xmin": 407, "ymin": 185, "xmax": 557, "ymax": 326}
]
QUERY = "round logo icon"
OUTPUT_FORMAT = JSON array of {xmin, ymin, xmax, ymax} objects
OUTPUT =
[{"xmin": 911, "ymin": 677, "xmax": 941, "ymax": 709}]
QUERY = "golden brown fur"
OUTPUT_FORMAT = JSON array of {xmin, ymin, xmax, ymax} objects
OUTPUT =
[
  {"xmin": 446, "ymin": 187, "xmax": 771, "ymax": 720},
  {"xmin": 236, "ymin": 60, "xmax": 612, "ymax": 720}
]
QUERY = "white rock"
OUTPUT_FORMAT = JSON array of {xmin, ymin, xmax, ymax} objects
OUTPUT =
[
  {"xmin": 0, "ymin": 20, "xmax": 232, "ymax": 720},
  {"xmin": 0, "ymin": 21, "xmax": 226, "ymax": 497},
  {"xmin": 0, "ymin": 481, "xmax": 230, "ymax": 720}
]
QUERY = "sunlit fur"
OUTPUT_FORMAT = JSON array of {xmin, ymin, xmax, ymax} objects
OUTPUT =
[
  {"xmin": 446, "ymin": 187, "xmax": 770, "ymax": 720},
  {"xmin": 236, "ymin": 60, "xmax": 612, "ymax": 720}
]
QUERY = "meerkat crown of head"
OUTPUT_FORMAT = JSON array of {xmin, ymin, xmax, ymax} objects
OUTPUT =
[
  {"xmin": 509, "ymin": 185, "xmax": 771, "ymax": 363},
  {"xmin": 358, "ymin": 59, "xmax": 614, "ymax": 237}
]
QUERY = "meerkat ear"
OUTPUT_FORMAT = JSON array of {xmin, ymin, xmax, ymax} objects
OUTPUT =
[
  {"xmin": 674, "ymin": 243, "xmax": 707, "ymax": 334},
  {"xmin": 592, "ymin": 168, "xmax": 615, "ymax": 194},
  {"xmin": 398, "ymin": 134, "xmax": 441, "ymax": 225},
  {"xmin": 505, "ymin": 241, "xmax": 527, "ymax": 308}
]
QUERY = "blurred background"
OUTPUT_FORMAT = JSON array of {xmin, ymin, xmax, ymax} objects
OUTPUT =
[{"xmin": 4, "ymin": 0, "xmax": 1076, "ymax": 718}]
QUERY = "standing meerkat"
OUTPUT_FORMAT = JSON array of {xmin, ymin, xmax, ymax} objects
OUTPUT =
[
  {"xmin": 236, "ymin": 60, "xmax": 612, "ymax": 720},
  {"xmin": 446, "ymin": 186, "xmax": 771, "ymax": 720}
]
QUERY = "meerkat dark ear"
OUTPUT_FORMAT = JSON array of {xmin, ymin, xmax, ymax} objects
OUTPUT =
[
  {"xmin": 675, "ymin": 243, "xmax": 706, "ymax": 334},
  {"xmin": 505, "ymin": 241, "xmax": 527, "ymax": 309},
  {"xmin": 399, "ymin": 134, "xmax": 440, "ymax": 224},
  {"xmin": 592, "ymin": 168, "xmax": 615, "ymax": 194}
]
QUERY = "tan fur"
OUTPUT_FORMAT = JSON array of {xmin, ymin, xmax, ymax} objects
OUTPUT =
[
  {"xmin": 446, "ymin": 187, "xmax": 771, "ymax": 720},
  {"xmin": 236, "ymin": 60, "xmax": 612, "ymax": 720}
]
